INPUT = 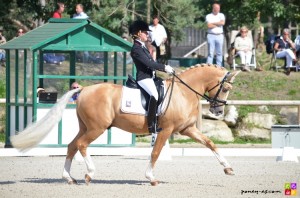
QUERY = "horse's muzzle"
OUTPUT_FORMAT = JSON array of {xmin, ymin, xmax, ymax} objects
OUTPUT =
[{"xmin": 209, "ymin": 106, "xmax": 223, "ymax": 116}]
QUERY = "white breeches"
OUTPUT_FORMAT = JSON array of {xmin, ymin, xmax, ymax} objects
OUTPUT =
[
  {"xmin": 137, "ymin": 78, "xmax": 158, "ymax": 100},
  {"xmin": 236, "ymin": 50, "xmax": 252, "ymax": 65},
  {"xmin": 276, "ymin": 49, "xmax": 296, "ymax": 68}
]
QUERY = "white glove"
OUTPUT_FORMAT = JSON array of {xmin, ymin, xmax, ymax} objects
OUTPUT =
[{"xmin": 165, "ymin": 65, "xmax": 174, "ymax": 74}]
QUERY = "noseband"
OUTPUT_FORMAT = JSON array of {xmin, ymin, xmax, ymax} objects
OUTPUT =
[{"xmin": 173, "ymin": 72, "xmax": 231, "ymax": 107}]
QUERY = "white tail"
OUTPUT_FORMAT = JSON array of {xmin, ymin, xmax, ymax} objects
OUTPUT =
[{"xmin": 10, "ymin": 88, "xmax": 81, "ymax": 151}]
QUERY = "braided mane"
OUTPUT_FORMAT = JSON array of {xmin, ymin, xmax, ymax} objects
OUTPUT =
[{"xmin": 168, "ymin": 63, "xmax": 226, "ymax": 79}]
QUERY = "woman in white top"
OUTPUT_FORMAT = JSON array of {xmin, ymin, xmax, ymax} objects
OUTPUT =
[{"xmin": 234, "ymin": 26, "xmax": 253, "ymax": 66}]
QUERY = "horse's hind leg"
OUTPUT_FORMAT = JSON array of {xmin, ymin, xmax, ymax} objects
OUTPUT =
[
  {"xmin": 145, "ymin": 131, "xmax": 171, "ymax": 186},
  {"xmin": 62, "ymin": 115, "xmax": 90, "ymax": 184},
  {"xmin": 75, "ymin": 127, "xmax": 107, "ymax": 185},
  {"xmin": 62, "ymin": 128, "xmax": 85, "ymax": 184},
  {"xmin": 182, "ymin": 126, "xmax": 234, "ymax": 175}
]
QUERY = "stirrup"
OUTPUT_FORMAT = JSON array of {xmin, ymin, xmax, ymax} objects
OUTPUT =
[{"xmin": 148, "ymin": 124, "xmax": 162, "ymax": 134}]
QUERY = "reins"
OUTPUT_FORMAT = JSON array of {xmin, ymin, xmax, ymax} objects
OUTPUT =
[
  {"xmin": 172, "ymin": 71, "xmax": 230, "ymax": 105},
  {"xmin": 160, "ymin": 74, "xmax": 175, "ymax": 116}
]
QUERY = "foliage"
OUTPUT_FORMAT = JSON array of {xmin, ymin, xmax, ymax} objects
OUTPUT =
[
  {"xmin": 0, "ymin": 133, "xmax": 4, "ymax": 142},
  {"xmin": 167, "ymin": 136, "xmax": 271, "ymax": 145},
  {"xmin": 0, "ymin": 0, "xmax": 299, "ymax": 43},
  {"xmin": 0, "ymin": 77, "xmax": 5, "ymax": 98}
]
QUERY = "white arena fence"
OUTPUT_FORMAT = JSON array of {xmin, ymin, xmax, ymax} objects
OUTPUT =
[
  {"xmin": 1, "ymin": 99, "xmax": 300, "ymax": 123},
  {"xmin": 198, "ymin": 100, "xmax": 300, "ymax": 129}
]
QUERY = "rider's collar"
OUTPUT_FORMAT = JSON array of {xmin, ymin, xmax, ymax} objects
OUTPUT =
[{"xmin": 135, "ymin": 39, "xmax": 146, "ymax": 48}]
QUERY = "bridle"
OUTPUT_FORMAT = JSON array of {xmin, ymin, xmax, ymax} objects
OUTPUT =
[
  {"xmin": 172, "ymin": 71, "xmax": 231, "ymax": 107},
  {"xmin": 160, "ymin": 71, "xmax": 230, "ymax": 118}
]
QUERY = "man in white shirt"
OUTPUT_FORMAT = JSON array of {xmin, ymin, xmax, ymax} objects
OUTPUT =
[
  {"xmin": 149, "ymin": 15, "xmax": 168, "ymax": 63},
  {"xmin": 205, "ymin": 3, "xmax": 225, "ymax": 66},
  {"xmin": 73, "ymin": 4, "xmax": 89, "ymax": 19}
]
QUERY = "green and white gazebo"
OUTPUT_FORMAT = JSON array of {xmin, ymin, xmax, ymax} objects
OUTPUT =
[{"xmin": 0, "ymin": 19, "xmax": 136, "ymax": 148}]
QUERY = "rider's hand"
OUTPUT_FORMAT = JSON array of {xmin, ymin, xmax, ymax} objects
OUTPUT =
[{"xmin": 165, "ymin": 65, "xmax": 175, "ymax": 74}]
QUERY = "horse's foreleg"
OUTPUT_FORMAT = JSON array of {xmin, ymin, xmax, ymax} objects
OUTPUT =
[
  {"xmin": 145, "ymin": 132, "xmax": 170, "ymax": 186},
  {"xmin": 211, "ymin": 149, "xmax": 234, "ymax": 175},
  {"xmin": 182, "ymin": 126, "xmax": 234, "ymax": 175}
]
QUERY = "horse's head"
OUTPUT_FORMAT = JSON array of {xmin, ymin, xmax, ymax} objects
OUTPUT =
[{"xmin": 207, "ymin": 70, "xmax": 240, "ymax": 118}]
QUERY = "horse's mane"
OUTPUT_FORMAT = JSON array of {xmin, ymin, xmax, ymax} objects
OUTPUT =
[{"xmin": 167, "ymin": 63, "xmax": 227, "ymax": 79}]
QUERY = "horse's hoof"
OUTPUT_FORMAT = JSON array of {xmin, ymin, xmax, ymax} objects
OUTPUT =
[
  {"xmin": 85, "ymin": 174, "xmax": 92, "ymax": 185},
  {"xmin": 150, "ymin": 180, "xmax": 159, "ymax": 186},
  {"xmin": 67, "ymin": 179, "xmax": 78, "ymax": 185},
  {"xmin": 224, "ymin": 167, "xmax": 235, "ymax": 175}
]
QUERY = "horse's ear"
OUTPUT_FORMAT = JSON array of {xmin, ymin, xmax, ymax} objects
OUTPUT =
[{"xmin": 227, "ymin": 70, "xmax": 241, "ymax": 83}]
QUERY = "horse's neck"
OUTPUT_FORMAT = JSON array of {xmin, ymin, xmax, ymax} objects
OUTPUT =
[{"xmin": 171, "ymin": 66, "xmax": 225, "ymax": 97}]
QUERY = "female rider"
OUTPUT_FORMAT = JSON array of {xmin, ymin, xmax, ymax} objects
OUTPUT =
[{"xmin": 129, "ymin": 20, "xmax": 174, "ymax": 133}]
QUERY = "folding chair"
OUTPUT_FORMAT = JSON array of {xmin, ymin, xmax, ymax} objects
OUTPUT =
[
  {"xmin": 270, "ymin": 51, "xmax": 286, "ymax": 72},
  {"xmin": 230, "ymin": 30, "xmax": 256, "ymax": 70},
  {"xmin": 270, "ymin": 49, "xmax": 299, "ymax": 72}
]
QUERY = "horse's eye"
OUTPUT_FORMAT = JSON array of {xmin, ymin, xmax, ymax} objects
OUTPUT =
[{"xmin": 222, "ymin": 88, "xmax": 229, "ymax": 93}]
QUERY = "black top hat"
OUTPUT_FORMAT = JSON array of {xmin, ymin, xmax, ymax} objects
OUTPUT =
[{"xmin": 129, "ymin": 20, "xmax": 151, "ymax": 35}]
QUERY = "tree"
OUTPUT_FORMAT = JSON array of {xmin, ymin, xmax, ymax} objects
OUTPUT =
[{"xmin": 1, "ymin": 0, "xmax": 299, "ymax": 52}]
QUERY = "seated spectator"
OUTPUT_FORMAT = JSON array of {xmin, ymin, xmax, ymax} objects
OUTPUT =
[
  {"xmin": 234, "ymin": 26, "xmax": 253, "ymax": 71},
  {"xmin": 36, "ymin": 86, "xmax": 45, "ymax": 103},
  {"xmin": 274, "ymin": 28, "xmax": 296, "ymax": 75},
  {"xmin": 0, "ymin": 27, "xmax": 7, "ymax": 66},
  {"xmin": 73, "ymin": 4, "xmax": 88, "ymax": 19},
  {"xmin": 69, "ymin": 82, "xmax": 81, "ymax": 104},
  {"xmin": 52, "ymin": 2, "xmax": 65, "ymax": 18},
  {"xmin": 294, "ymin": 34, "xmax": 300, "ymax": 58},
  {"xmin": 37, "ymin": 87, "xmax": 45, "ymax": 97}
]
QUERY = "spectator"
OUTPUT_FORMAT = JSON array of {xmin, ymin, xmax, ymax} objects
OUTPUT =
[
  {"xmin": 274, "ymin": 28, "xmax": 296, "ymax": 76},
  {"xmin": 73, "ymin": 4, "xmax": 88, "ymax": 19},
  {"xmin": 149, "ymin": 15, "xmax": 167, "ymax": 63},
  {"xmin": 37, "ymin": 87, "xmax": 45, "ymax": 97},
  {"xmin": 52, "ymin": 2, "xmax": 65, "ymax": 18},
  {"xmin": 205, "ymin": 3, "xmax": 225, "ymax": 66},
  {"xmin": 234, "ymin": 26, "xmax": 253, "ymax": 71},
  {"xmin": 16, "ymin": 29, "xmax": 24, "ymax": 37},
  {"xmin": 294, "ymin": 34, "xmax": 300, "ymax": 60},
  {"xmin": 36, "ymin": 86, "xmax": 45, "ymax": 103},
  {"xmin": 69, "ymin": 82, "xmax": 81, "ymax": 103},
  {"xmin": 0, "ymin": 27, "xmax": 7, "ymax": 66}
]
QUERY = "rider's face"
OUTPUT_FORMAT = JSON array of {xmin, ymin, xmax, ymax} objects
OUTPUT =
[{"xmin": 139, "ymin": 31, "xmax": 149, "ymax": 42}]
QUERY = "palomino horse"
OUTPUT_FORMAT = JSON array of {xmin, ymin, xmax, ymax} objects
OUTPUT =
[{"xmin": 11, "ymin": 64, "xmax": 240, "ymax": 186}]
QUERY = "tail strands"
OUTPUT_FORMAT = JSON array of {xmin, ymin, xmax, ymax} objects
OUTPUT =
[{"xmin": 10, "ymin": 88, "xmax": 81, "ymax": 152}]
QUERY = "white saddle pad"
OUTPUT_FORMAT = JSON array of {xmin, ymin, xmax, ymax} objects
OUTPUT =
[{"xmin": 121, "ymin": 81, "xmax": 167, "ymax": 116}]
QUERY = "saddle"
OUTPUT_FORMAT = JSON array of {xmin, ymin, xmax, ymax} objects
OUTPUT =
[{"xmin": 125, "ymin": 74, "xmax": 164, "ymax": 110}]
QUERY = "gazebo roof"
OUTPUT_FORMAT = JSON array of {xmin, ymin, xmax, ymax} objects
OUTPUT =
[{"xmin": 0, "ymin": 18, "xmax": 132, "ymax": 52}]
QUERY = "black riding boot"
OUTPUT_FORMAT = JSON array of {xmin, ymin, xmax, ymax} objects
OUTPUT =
[{"xmin": 147, "ymin": 96, "xmax": 161, "ymax": 134}]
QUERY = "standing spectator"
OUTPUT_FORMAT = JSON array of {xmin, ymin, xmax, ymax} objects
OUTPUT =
[
  {"xmin": 149, "ymin": 15, "xmax": 167, "ymax": 63},
  {"xmin": 205, "ymin": 3, "xmax": 225, "ymax": 66},
  {"xmin": 73, "ymin": 4, "xmax": 88, "ymax": 19},
  {"xmin": 234, "ymin": 26, "xmax": 253, "ymax": 71},
  {"xmin": 73, "ymin": 4, "xmax": 89, "ymax": 63},
  {"xmin": 0, "ymin": 27, "xmax": 7, "ymax": 66},
  {"xmin": 52, "ymin": 2, "xmax": 65, "ymax": 18}
]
